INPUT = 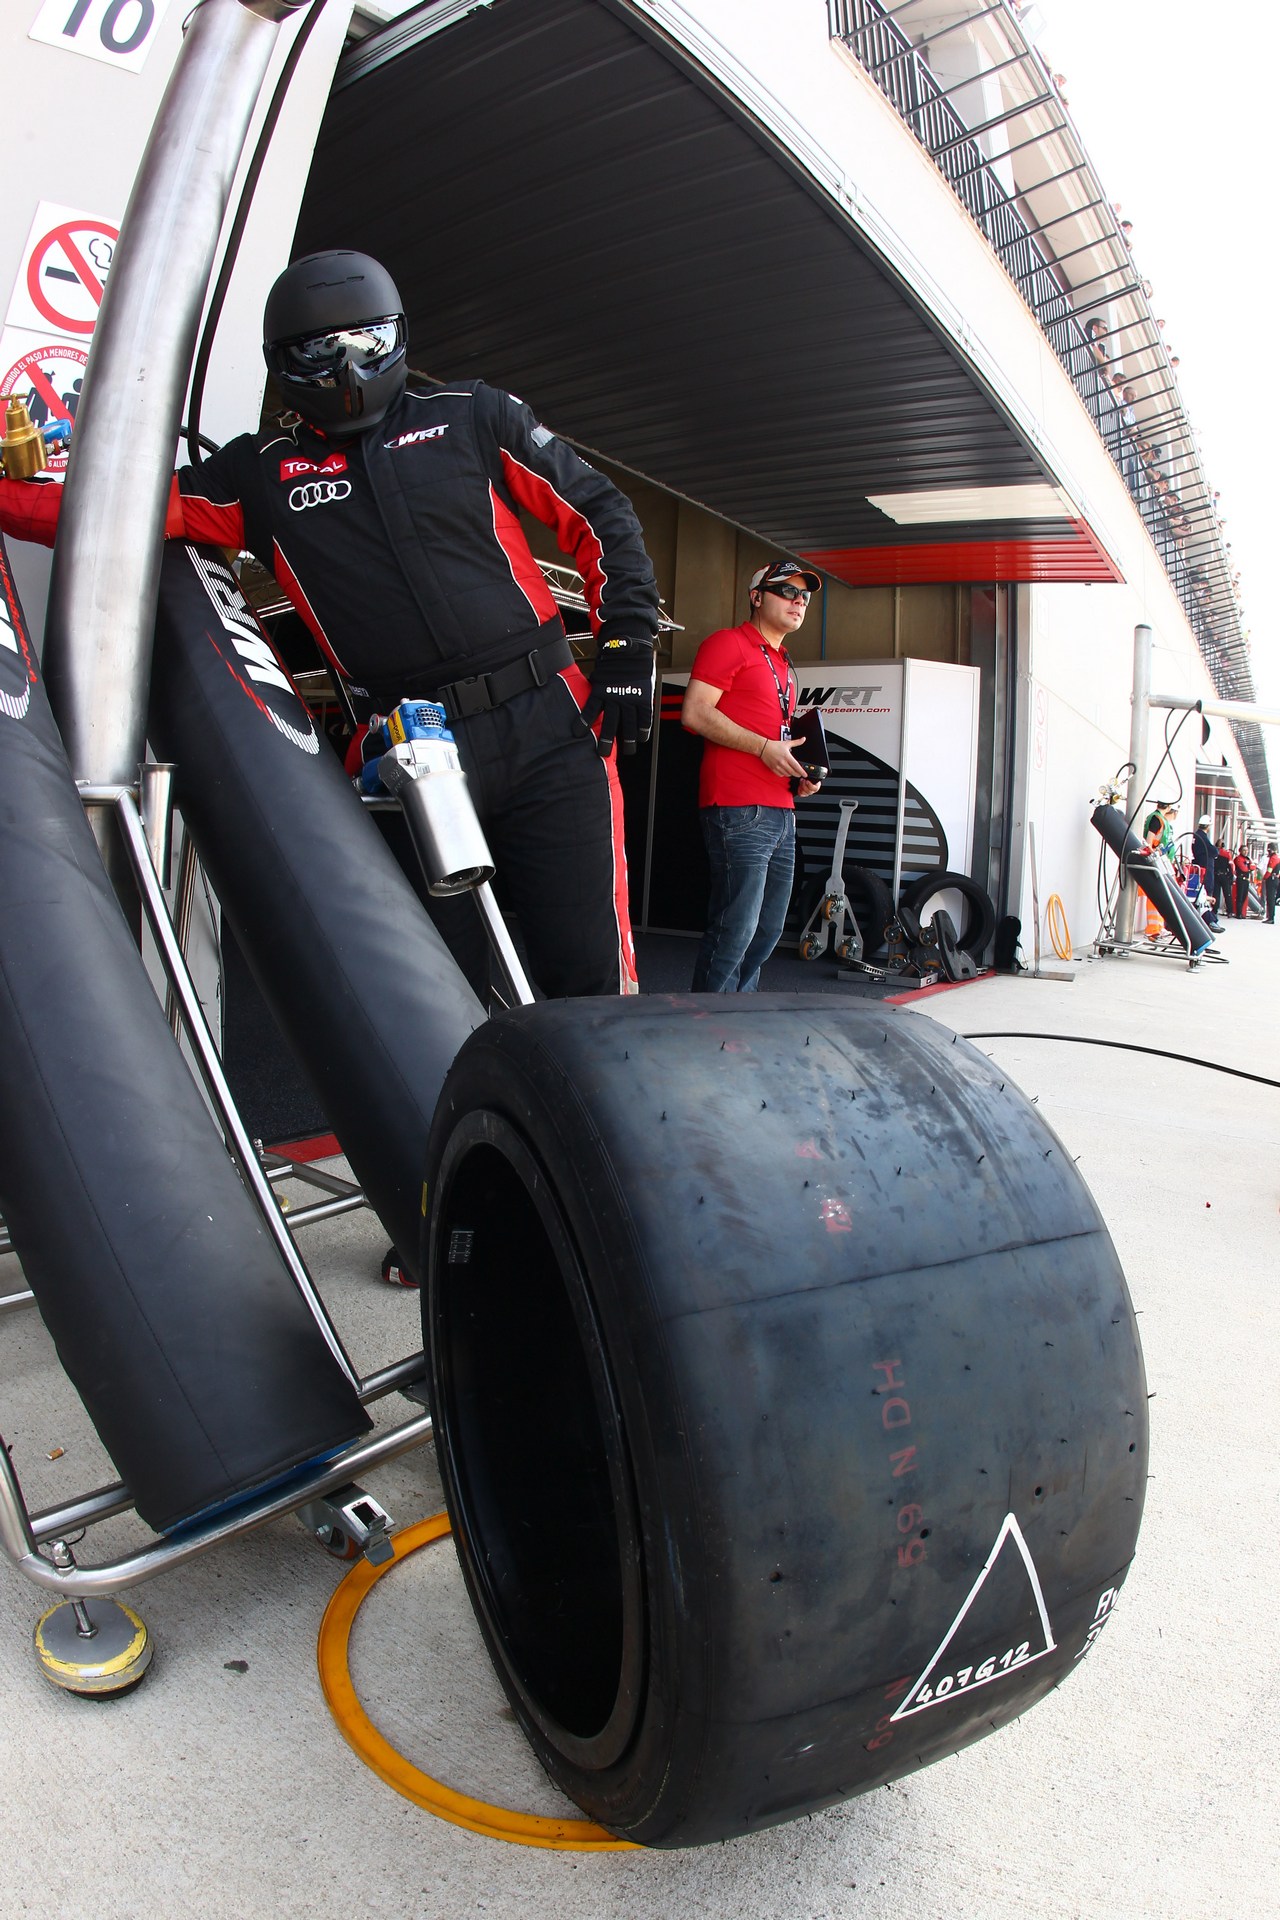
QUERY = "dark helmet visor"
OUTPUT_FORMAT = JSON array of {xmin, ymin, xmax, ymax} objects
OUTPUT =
[{"xmin": 276, "ymin": 316, "xmax": 405, "ymax": 387}]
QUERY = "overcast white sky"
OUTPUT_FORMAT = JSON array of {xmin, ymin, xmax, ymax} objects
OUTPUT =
[{"xmin": 1036, "ymin": 0, "xmax": 1280, "ymax": 749}]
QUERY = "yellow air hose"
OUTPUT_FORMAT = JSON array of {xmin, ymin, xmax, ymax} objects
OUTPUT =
[
  {"xmin": 316, "ymin": 1512, "xmax": 636, "ymax": 1851},
  {"xmin": 1046, "ymin": 893, "xmax": 1072, "ymax": 961}
]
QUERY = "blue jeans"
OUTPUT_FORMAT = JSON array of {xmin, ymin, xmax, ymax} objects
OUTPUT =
[{"xmin": 692, "ymin": 805, "xmax": 795, "ymax": 992}]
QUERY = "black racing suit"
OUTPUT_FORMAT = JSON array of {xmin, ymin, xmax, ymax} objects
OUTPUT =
[
  {"xmin": 1190, "ymin": 828, "xmax": 1216, "ymax": 911},
  {"xmin": 1, "ymin": 381, "xmax": 659, "ymax": 996}
]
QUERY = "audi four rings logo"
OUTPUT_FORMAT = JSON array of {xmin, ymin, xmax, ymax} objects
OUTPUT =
[{"xmin": 288, "ymin": 478, "xmax": 352, "ymax": 511}]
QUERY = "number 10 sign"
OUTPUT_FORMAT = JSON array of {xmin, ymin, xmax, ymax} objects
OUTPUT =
[{"xmin": 29, "ymin": 0, "xmax": 174, "ymax": 73}]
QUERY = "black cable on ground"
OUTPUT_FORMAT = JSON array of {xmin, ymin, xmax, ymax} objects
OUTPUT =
[
  {"xmin": 959, "ymin": 1030, "xmax": 1280, "ymax": 1090},
  {"xmin": 185, "ymin": 0, "xmax": 331, "ymax": 466}
]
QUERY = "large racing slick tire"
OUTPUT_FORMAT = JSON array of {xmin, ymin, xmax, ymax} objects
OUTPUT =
[
  {"xmin": 897, "ymin": 869, "xmax": 997, "ymax": 959},
  {"xmin": 422, "ymin": 995, "xmax": 1146, "ymax": 1848}
]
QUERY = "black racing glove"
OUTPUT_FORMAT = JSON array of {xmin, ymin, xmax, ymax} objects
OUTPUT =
[{"xmin": 582, "ymin": 634, "xmax": 655, "ymax": 757}]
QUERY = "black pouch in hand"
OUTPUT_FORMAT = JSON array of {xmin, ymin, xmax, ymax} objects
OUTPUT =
[{"xmin": 789, "ymin": 707, "xmax": 830, "ymax": 786}]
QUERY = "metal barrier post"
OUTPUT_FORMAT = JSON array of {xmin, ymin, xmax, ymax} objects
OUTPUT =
[
  {"xmin": 41, "ymin": 0, "xmax": 310, "ymax": 856},
  {"xmin": 1116, "ymin": 623, "xmax": 1152, "ymax": 944}
]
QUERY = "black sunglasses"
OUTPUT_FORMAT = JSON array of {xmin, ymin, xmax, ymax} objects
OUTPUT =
[{"xmin": 764, "ymin": 582, "xmax": 811, "ymax": 603}]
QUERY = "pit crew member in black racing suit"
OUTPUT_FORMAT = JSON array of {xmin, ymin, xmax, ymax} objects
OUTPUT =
[{"xmin": 0, "ymin": 250, "xmax": 659, "ymax": 998}]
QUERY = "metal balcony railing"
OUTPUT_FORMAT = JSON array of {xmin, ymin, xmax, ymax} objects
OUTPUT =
[{"xmin": 827, "ymin": 0, "xmax": 1244, "ymax": 706}]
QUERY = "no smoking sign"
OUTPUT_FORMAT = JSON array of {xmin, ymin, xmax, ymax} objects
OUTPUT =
[
  {"xmin": 0, "ymin": 329, "xmax": 89, "ymax": 473},
  {"xmin": 6, "ymin": 201, "xmax": 119, "ymax": 340}
]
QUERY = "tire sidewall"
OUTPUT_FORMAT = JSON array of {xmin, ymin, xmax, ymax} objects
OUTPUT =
[{"xmin": 423, "ymin": 1025, "xmax": 709, "ymax": 1834}]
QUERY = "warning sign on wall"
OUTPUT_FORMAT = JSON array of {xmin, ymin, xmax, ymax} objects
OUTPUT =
[
  {"xmin": 0, "ymin": 327, "xmax": 89, "ymax": 473},
  {"xmin": 5, "ymin": 202, "xmax": 119, "ymax": 340}
]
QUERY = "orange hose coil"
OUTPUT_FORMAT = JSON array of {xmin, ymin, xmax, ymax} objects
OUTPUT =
[
  {"xmin": 1045, "ymin": 893, "xmax": 1073, "ymax": 961},
  {"xmin": 316, "ymin": 1512, "xmax": 636, "ymax": 1851}
]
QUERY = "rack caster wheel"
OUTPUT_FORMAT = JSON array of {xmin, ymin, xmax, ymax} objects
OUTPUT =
[
  {"xmin": 298, "ymin": 1483, "xmax": 395, "ymax": 1566},
  {"xmin": 798, "ymin": 935, "xmax": 823, "ymax": 961},
  {"xmin": 380, "ymin": 1245, "xmax": 418, "ymax": 1288},
  {"xmin": 34, "ymin": 1597, "xmax": 152, "ymax": 1698},
  {"xmin": 823, "ymin": 895, "xmax": 846, "ymax": 923}
]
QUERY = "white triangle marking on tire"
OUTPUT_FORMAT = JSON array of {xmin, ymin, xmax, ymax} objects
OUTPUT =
[{"xmin": 890, "ymin": 1512, "xmax": 1056, "ymax": 1721}]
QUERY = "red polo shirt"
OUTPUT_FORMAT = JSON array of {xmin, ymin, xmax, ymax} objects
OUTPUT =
[{"xmin": 688, "ymin": 622, "xmax": 797, "ymax": 809}]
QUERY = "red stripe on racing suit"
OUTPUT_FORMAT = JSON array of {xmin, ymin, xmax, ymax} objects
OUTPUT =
[
  {"xmin": 559, "ymin": 661, "xmax": 638, "ymax": 994},
  {"xmin": 271, "ymin": 537, "xmax": 351, "ymax": 682},
  {"xmin": 498, "ymin": 447, "xmax": 609, "ymax": 637},
  {"xmin": 487, "ymin": 482, "xmax": 560, "ymax": 625}
]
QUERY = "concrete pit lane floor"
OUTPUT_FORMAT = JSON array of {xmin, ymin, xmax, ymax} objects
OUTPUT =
[{"xmin": 0, "ymin": 920, "xmax": 1276, "ymax": 1919}]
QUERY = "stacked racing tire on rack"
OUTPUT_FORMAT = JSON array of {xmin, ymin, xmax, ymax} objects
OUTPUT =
[
  {"xmin": 423, "ymin": 993, "xmax": 1147, "ymax": 1846},
  {"xmin": 148, "ymin": 543, "xmax": 484, "ymax": 1270},
  {"xmin": 0, "ymin": 536, "xmax": 371, "ymax": 1531}
]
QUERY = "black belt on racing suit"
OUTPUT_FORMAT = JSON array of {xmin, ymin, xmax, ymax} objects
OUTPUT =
[{"xmin": 363, "ymin": 635, "xmax": 575, "ymax": 721}]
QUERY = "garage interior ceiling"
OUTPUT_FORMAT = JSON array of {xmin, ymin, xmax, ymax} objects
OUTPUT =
[{"xmin": 298, "ymin": 0, "xmax": 1117, "ymax": 589}]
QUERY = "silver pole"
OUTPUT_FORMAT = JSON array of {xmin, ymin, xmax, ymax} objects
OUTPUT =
[
  {"xmin": 42, "ymin": 0, "xmax": 309, "ymax": 808},
  {"xmin": 0, "ymin": 1412, "xmax": 433, "ymax": 1598},
  {"xmin": 101, "ymin": 785, "xmax": 362, "ymax": 1394},
  {"xmin": 138, "ymin": 760, "xmax": 175, "ymax": 886},
  {"xmin": 1149, "ymin": 693, "xmax": 1280, "ymax": 730},
  {"xmin": 1116, "ymin": 623, "xmax": 1153, "ymax": 944},
  {"xmin": 472, "ymin": 881, "xmax": 536, "ymax": 1008}
]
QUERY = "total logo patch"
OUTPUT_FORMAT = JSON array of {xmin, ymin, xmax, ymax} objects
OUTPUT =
[
  {"xmin": 384, "ymin": 424, "xmax": 448, "ymax": 450},
  {"xmin": 289, "ymin": 478, "xmax": 352, "ymax": 512},
  {"xmin": 279, "ymin": 452, "xmax": 348, "ymax": 481}
]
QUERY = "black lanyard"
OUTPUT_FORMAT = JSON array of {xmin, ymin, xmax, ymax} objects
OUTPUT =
[{"xmin": 759, "ymin": 645, "xmax": 796, "ymax": 736}]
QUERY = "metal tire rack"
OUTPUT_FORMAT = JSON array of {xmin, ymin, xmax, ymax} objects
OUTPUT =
[{"xmin": 0, "ymin": 773, "xmax": 436, "ymax": 1691}]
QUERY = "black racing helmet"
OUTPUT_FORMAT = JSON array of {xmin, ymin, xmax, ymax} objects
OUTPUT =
[{"xmin": 263, "ymin": 250, "xmax": 407, "ymax": 435}]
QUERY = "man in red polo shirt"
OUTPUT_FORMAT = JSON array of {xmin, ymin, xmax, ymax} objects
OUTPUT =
[{"xmin": 682, "ymin": 558, "xmax": 823, "ymax": 991}]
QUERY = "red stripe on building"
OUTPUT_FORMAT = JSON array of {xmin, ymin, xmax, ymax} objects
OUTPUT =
[
  {"xmin": 499, "ymin": 450, "xmax": 608, "ymax": 634},
  {"xmin": 487, "ymin": 483, "xmax": 560, "ymax": 623},
  {"xmin": 803, "ymin": 521, "xmax": 1123, "ymax": 588}
]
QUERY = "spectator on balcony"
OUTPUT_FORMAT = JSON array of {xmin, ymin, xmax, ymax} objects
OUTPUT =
[
  {"xmin": 1118, "ymin": 385, "xmax": 1141, "ymax": 488},
  {"xmin": 1084, "ymin": 317, "xmax": 1109, "ymax": 368}
]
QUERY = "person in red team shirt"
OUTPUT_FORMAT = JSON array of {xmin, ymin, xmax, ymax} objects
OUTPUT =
[{"xmin": 681, "ymin": 559, "xmax": 823, "ymax": 992}]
